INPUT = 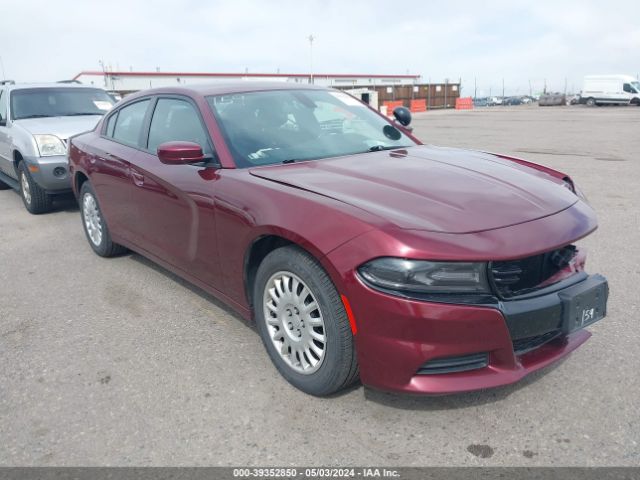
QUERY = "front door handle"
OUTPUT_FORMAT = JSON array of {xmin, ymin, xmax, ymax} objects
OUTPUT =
[{"xmin": 131, "ymin": 170, "xmax": 144, "ymax": 186}]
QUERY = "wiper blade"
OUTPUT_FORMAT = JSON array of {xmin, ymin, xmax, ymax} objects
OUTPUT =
[
  {"xmin": 62, "ymin": 112, "xmax": 102, "ymax": 116},
  {"xmin": 368, "ymin": 145, "xmax": 398, "ymax": 152},
  {"xmin": 16, "ymin": 114, "xmax": 53, "ymax": 119}
]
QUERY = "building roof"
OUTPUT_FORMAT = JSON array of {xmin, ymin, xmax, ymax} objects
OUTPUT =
[{"xmin": 73, "ymin": 70, "xmax": 421, "ymax": 80}]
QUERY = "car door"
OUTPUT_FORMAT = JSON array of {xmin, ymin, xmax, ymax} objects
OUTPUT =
[
  {"xmin": 125, "ymin": 95, "xmax": 222, "ymax": 289},
  {"xmin": 0, "ymin": 89, "xmax": 13, "ymax": 176},
  {"xmin": 623, "ymin": 83, "xmax": 635, "ymax": 102},
  {"xmin": 90, "ymin": 98, "xmax": 151, "ymax": 244}
]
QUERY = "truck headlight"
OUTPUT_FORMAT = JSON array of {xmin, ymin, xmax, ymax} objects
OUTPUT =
[
  {"xmin": 358, "ymin": 258, "xmax": 490, "ymax": 294},
  {"xmin": 34, "ymin": 134, "xmax": 66, "ymax": 156}
]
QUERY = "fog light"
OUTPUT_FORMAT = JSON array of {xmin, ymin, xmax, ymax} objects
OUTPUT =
[{"xmin": 53, "ymin": 166, "xmax": 66, "ymax": 178}]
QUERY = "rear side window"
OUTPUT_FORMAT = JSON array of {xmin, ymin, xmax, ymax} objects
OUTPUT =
[
  {"xmin": 112, "ymin": 99, "xmax": 150, "ymax": 147},
  {"xmin": 147, "ymin": 98, "xmax": 211, "ymax": 155},
  {"xmin": 105, "ymin": 112, "xmax": 118, "ymax": 137}
]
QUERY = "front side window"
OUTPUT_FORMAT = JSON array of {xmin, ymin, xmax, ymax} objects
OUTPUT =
[
  {"xmin": 10, "ymin": 88, "xmax": 114, "ymax": 120},
  {"xmin": 112, "ymin": 99, "xmax": 150, "ymax": 147},
  {"xmin": 623, "ymin": 83, "xmax": 633, "ymax": 93},
  {"xmin": 147, "ymin": 98, "xmax": 211, "ymax": 155},
  {"xmin": 207, "ymin": 89, "xmax": 415, "ymax": 167}
]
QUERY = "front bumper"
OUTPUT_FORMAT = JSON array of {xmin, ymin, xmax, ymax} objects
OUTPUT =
[
  {"xmin": 23, "ymin": 155, "xmax": 71, "ymax": 193},
  {"xmin": 342, "ymin": 272, "xmax": 607, "ymax": 394}
]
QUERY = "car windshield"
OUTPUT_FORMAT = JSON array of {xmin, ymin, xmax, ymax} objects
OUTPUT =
[
  {"xmin": 207, "ymin": 89, "xmax": 416, "ymax": 167},
  {"xmin": 11, "ymin": 88, "xmax": 115, "ymax": 120},
  {"xmin": 631, "ymin": 81, "xmax": 640, "ymax": 93}
]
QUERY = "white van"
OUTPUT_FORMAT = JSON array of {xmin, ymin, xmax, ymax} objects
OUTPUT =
[{"xmin": 580, "ymin": 75, "xmax": 640, "ymax": 106}]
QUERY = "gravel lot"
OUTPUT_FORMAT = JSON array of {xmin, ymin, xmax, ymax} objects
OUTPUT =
[{"xmin": 1, "ymin": 105, "xmax": 638, "ymax": 466}]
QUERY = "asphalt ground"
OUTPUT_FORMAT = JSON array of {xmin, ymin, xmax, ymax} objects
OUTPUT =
[{"xmin": 1, "ymin": 105, "xmax": 639, "ymax": 466}]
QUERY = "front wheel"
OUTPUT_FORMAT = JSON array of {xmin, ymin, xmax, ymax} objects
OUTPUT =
[
  {"xmin": 18, "ymin": 162, "xmax": 52, "ymax": 214},
  {"xmin": 254, "ymin": 246, "xmax": 359, "ymax": 396},
  {"xmin": 585, "ymin": 97, "xmax": 596, "ymax": 107},
  {"xmin": 79, "ymin": 181, "xmax": 127, "ymax": 257}
]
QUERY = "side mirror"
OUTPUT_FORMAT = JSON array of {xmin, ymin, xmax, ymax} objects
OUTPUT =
[
  {"xmin": 157, "ymin": 141, "xmax": 204, "ymax": 165},
  {"xmin": 393, "ymin": 106, "xmax": 412, "ymax": 126}
]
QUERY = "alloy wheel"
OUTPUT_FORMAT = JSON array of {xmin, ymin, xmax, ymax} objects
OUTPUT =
[
  {"xmin": 263, "ymin": 271, "xmax": 327, "ymax": 374},
  {"xmin": 83, "ymin": 192, "xmax": 103, "ymax": 246},
  {"xmin": 20, "ymin": 172, "xmax": 31, "ymax": 205}
]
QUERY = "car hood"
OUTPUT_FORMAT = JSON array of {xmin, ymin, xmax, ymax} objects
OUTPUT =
[
  {"xmin": 14, "ymin": 115, "xmax": 103, "ymax": 140},
  {"xmin": 249, "ymin": 145, "xmax": 579, "ymax": 234}
]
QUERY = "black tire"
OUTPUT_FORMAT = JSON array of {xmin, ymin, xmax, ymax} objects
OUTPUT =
[
  {"xmin": 585, "ymin": 97, "xmax": 596, "ymax": 107},
  {"xmin": 18, "ymin": 161, "xmax": 52, "ymax": 214},
  {"xmin": 253, "ymin": 245, "xmax": 359, "ymax": 396},
  {"xmin": 79, "ymin": 181, "xmax": 127, "ymax": 257}
]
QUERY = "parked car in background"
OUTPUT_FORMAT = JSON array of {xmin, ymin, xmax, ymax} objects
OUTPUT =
[
  {"xmin": 580, "ymin": 75, "xmax": 640, "ymax": 106},
  {"xmin": 503, "ymin": 97, "xmax": 524, "ymax": 106},
  {"xmin": 488, "ymin": 96, "xmax": 503, "ymax": 106},
  {"xmin": 0, "ymin": 83, "xmax": 115, "ymax": 213},
  {"xmin": 68, "ymin": 83, "xmax": 608, "ymax": 396}
]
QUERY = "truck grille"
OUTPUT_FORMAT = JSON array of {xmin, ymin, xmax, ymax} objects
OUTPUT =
[{"xmin": 490, "ymin": 245, "xmax": 577, "ymax": 298}]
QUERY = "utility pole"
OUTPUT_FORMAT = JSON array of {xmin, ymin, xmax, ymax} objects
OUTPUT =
[
  {"xmin": 474, "ymin": 77, "xmax": 477, "ymax": 100},
  {"xmin": 502, "ymin": 78, "xmax": 505, "ymax": 99},
  {"xmin": 307, "ymin": 34, "xmax": 315, "ymax": 84},
  {"xmin": 0, "ymin": 56, "xmax": 6, "ymax": 80},
  {"xmin": 529, "ymin": 79, "xmax": 532, "ymax": 97},
  {"xmin": 98, "ymin": 60, "xmax": 107, "ymax": 88}
]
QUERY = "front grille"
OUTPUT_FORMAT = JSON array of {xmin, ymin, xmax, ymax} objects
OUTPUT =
[
  {"xmin": 513, "ymin": 330, "xmax": 562, "ymax": 355},
  {"xmin": 490, "ymin": 245, "xmax": 577, "ymax": 298},
  {"xmin": 416, "ymin": 352, "xmax": 489, "ymax": 375}
]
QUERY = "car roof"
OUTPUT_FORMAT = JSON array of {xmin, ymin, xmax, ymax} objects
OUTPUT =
[{"xmin": 122, "ymin": 81, "xmax": 330, "ymax": 101}]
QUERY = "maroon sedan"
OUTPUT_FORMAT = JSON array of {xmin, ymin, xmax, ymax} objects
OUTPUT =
[{"xmin": 68, "ymin": 83, "xmax": 608, "ymax": 396}]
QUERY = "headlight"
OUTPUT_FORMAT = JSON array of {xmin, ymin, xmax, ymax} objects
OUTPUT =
[
  {"xmin": 358, "ymin": 258, "xmax": 490, "ymax": 294},
  {"xmin": 563, "ymin": 176, "xmax": 589, "ymax": 203},
  {"xmin": 34, "ymin": 134, "xmax": 66, "ymax": 156}
]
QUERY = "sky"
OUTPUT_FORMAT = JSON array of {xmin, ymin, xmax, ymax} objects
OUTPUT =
[{"xmin": 1, "ymin": 0, "xmax": 639, "ymax": 96}]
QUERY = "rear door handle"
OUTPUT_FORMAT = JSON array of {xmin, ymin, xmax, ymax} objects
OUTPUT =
[{"xmin": 131, "ymin": 170, "xmax": 144, "ymax": 186}]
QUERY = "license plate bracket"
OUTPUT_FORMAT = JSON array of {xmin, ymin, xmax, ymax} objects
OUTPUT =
[{"xmin": 558, "ymin": 274, "xmax": 608, "ymax": 334}]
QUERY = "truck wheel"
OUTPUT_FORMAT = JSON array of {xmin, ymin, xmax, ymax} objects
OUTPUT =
[
  {"xmin": 585, "ymin": 97, "xmax": 596, "ymax": 107},
  {"xmin": 79, "ymin": 181, "xmax": 127, "ymax": 257},
  {"xmin": 253, "ymin": 245, "xmax": 359, "ymax": 396},
  {"xmin": 18, "ymin": 162, "xmax": 52, "ymax": 214}
]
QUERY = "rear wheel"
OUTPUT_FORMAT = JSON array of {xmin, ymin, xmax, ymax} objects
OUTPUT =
[
  {"xmin": 254, "ymin": 245, "xmax": 359, "ymax": 396},
  {"xmin": 79, "ymin": 181, "xmax": 127, "ymax": 257},
  {"xmin": 18, "ymin": 162, "xmax": 52, "ymax": 214}
]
